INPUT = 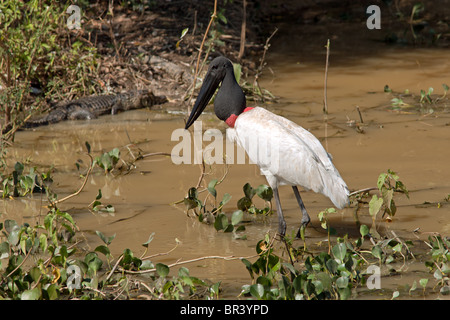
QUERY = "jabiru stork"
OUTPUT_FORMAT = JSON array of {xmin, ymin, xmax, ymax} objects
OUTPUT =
[{"xmin": 185, "ymin": 56, "xmax": 349, "ymax": 237}]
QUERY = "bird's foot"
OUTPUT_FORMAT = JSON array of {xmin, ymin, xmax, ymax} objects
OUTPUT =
[{"xmin": 296, "ymin": 217, "xmax": 310, "ymax": 239}]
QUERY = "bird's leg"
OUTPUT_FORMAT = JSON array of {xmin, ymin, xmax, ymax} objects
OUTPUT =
[
  {"xmin": 273, "ymin": 187, "xmax": 287, "ymax": 238},
  {"xmin": 292, "ymin": 186, "xmax": 311, "ymax": 239},
  {"xmin": 273, "ymin": 187, "xmax": 295, "ymax": 264}
]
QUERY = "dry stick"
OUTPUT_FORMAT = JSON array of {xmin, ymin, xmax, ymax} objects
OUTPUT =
[
  {"xmin": 254, "ymin": 28, "xmax": 278, "ymax": 102},
  {"xmin": 106, "ymin": 255, "xmax": 124, "ymax": 282},
  {"xmin": 349, "ymin": 187, "xmax": 378, "ymax": 197},
  {"xmin": 323, "ymin": 39, "xmax": 330, "ymax": 152},
  {"xmin": 238, "ymin": 0, "xmax": 247, "ymax": 60},
  {"xmin": 188, "ymin": 0, "xmax": 218, "ymax": 113},
  {"xmin": 323, "ymin": 39, "xmax": 330, "ymax": 115},
  {"xmin": 119, "ymin": 254, "xmax": 259, "ymax": 275},
  {"xmin": 141, "ymin": 152, "xmax": 173, "ymax": 158},
  {"xmin": 356, "ymin": 106, "xmax": 364, "ymax": 123},
  {"xmin": 53, "ymin": 154, "xmax": 94, "ymax": 205}
]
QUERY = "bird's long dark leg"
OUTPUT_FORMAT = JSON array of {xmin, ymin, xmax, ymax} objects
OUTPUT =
[
  {"xmin": 292, "ymin": 186, "xmax": 311, "ymax": 239},
  {"xmin": 273, "ymin": 186, "xmax": 287, "ymax": 238},
  {"xmin": 273, "ymin": 186, "xmax": 295, "ymax": 264}
]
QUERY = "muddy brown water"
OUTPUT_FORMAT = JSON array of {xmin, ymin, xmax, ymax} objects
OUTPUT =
[{"xmin": 2, "ymin": 25, "xmax": 450, "ymax": 299}]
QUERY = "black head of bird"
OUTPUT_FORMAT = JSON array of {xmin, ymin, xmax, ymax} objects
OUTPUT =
[{"xmin": 185, "ymin": 56, "xmax": 246, "ymax": 129}]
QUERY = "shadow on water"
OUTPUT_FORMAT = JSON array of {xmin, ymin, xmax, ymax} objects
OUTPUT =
[{"xmin": 2, "ymin": 15, "xmax": 450, "ymax": 299}]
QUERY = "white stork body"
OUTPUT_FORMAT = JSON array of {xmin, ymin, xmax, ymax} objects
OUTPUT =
[{"xmin": 228, "ymin": 107, "xmax": 349, "ymax": 210}]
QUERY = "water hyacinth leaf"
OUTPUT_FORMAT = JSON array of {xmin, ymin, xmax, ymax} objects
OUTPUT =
[
  {"xmin": 207, "ymin": 179, "xmax": 218, "ymax": 198},
  {"xmin": 243, "ymin": 183, "xmax": 256, "ymax": 199},
  {"xmin": 142, "ymin": 232, "xmax": 155, "ymax": 248},
  {"xmin": 95, "ymin": 245, "xmax": 111, "ymax": 257},
  {"xmin": 332, "ymin": 243, "xmax": 347, "ymax": 263},
  {"xmin": 372, "ymin": 245, "xmax": 383, "ymax": 260},
  {"xmin": 220, "ymin": 193, "xmax": 232, "ymax": 207},
  {"xmin": 21, "ymin": 288, "xmax": 41, "ymax": 300},
  {"xmin": 96, "ymin": 231, "xmax": 116, "ymax": 245},
  {"xmin": 214, "ymin": 213, "xmax": 229, "ymax": 231},
  {"xmin": 256, "ymin": 185, "xmax": 273, "ymax": 201},
  {"xmin": 156, "ymin": 263, "xmax": 170, "ymax": 278},
  {"xmin": 6, "ymin": 220, "xmax": 21, "ymax": 246},
  {"xmin": 316, "ymin": 272, "xmax": 332, "ymax": 292},
  {"xmin": 250, "ymin": 283, "xmax": 265, "ymax": 299},
  {"xmin": 336, "ymin": 276, "xmax": 349, "ymax": 289},
  {"xmin": 237, "ymin": 196, "xmax": 252, "ymax": 211},
  {"xmin": 0, "ymin": 242, "xmax": 10, "ymax": 259},
  {"xmin": 231, "ymin": 210, "xmax": 243, "ymax": 226}
]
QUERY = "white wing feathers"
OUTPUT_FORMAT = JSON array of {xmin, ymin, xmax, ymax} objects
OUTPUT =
[{"xmin": 228, "ymin": 107, "xmax": 349, "ymax": 209}]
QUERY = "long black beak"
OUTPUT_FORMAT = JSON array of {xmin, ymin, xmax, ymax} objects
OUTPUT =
[{"xmin": 185, "ymin": 70, "xmax": 222, "ymax": 129}]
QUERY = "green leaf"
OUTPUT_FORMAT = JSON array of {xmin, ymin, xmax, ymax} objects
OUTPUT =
[
  {"xmin": 231, "ymin": 210, "xmax": 243, "ymax": 226},
  {"xmin": 142, "ymin": 232, "xmax": 155, "ymax": 248},
  {"xmin": 96, "ymin": 231, "xmax": 115, "ymax": 245},
  {"xmin": 21, "ymin": 288, "xmax": 41, "ymax": 300},
  {"xmin": 243, "ymin": 183, "xmax": 255, "ymax": 199},
  {"xmin": 0, "ymin": 242, "xmax": 9, "ymax": 259},
  {"xmin": 180, "ymin": 27, "xmax": 189, "ymax": 38},
  {"xmin": 369, "ymin": 195, "xmax": 383, "ymax": 217},
  {"xmin": 419, "ymin": 278, "xmax": 428, "ymax": 289},
  {"xmin": 336, "ymin": 276, "xmax": 349, "ymax": 289},
  {"xmin": 219, "ymin": 193, "xmax": 232, "ymax": 207},
  {"xmin": 372, "ymin": 245, "xmax": 383, "ymax": 260},
  {"xmin": 237, "ymin": 197, "xmax": 252, "ymax": 211},
  {"xmin": 45, "ymin": 284, "xmax": 59, "ymax": 300},
  {"xmin": 332, "ymin": 243, "xmax": 347, "ymax": 263},
  {"xmin": 95, "ymin": 245, "xmax": 111, "ymax": 257},
  {"xmin": 207, "ymin": 179, "xmax": 218, "ymax": 198},
  {"xmin": 249, "ymin": 283, "xmax": 264, "ymax": 299},
  {"xmin": 377, "ymin": 173, "xmax": 388, "ymax": 190},
  {"xmin": 256, "ymin": 185, "xmax": 273, "ymax": 201},
  {"xmin": 156, "ymin": 263, "xmax": 170, "ymax": 278},
  {"xmin": 214, "ymin": 213, "xmax": 229, "ymax": 231},
  {"xmin": 233, "ymin": 63, "xmax": 242, "ymax": 84},
  {"xmin": 360, "ymin": 224, "xmax": 369, "ymax": 237}
]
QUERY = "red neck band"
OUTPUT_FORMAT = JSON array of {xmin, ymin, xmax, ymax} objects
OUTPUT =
[{"xmin": 225, "ymin": 107, "xmax": 254, "ymax": 128}]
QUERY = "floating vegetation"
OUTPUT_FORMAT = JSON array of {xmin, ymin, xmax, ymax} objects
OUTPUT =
[{"xmin": 385, "ymin": 84, "xmax": 450, "ymax": 114}]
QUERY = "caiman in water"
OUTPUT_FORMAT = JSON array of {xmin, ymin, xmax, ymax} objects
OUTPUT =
[{"xmin": 24, "ymin": 90, "xmax": 167, "ymax": 128}]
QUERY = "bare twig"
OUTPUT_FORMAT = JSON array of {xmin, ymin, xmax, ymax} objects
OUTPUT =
[
  {"xmin": 349, "ymin": 187, "xmax": 378, "ymax": 197},
  {"xmin": 253, "ymin": 28, "xmax": 278, "ymax": 102},
  {"xmin": 188, "ymin": 0, "xmax": 218, "ymax": 112},
  {"xmin": 119, "ymin": 254, "xmax": 259, "ymax": 275},
  {"xmin": 238, "ymin": 0, "xmax": 247, "ymax": 60},
  {"xmin": 323, "ymin": 39, "xmax": 330, "ymax": 115},
  {"xmin": 53, "ymin": 154, "xmax": 94, "ymax": 205}
]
